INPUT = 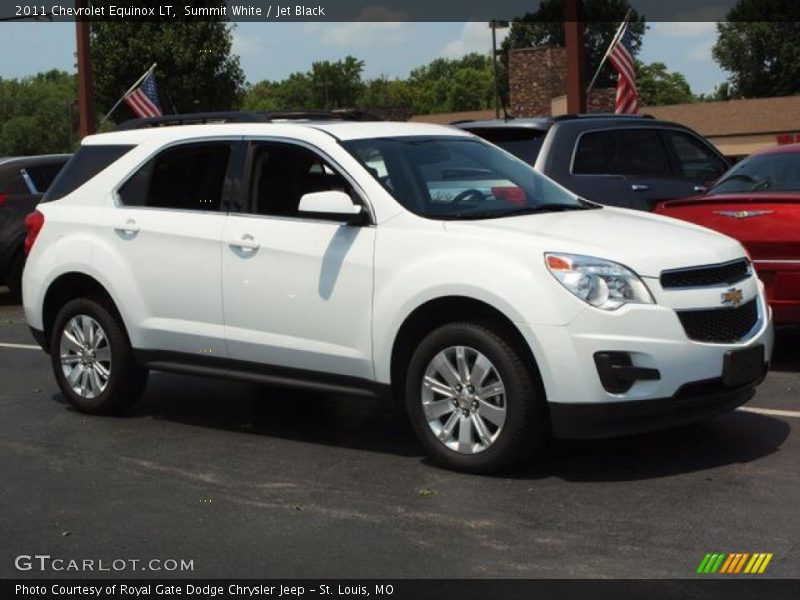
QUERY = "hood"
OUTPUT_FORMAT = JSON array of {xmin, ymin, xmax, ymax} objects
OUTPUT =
[
  {"xmin": 659, "ymin": 191, "xmax": 800, "ymax": 209},
  {"xmin": 443, "ymin": 206, "xmax": 745, "ymax": 278}
]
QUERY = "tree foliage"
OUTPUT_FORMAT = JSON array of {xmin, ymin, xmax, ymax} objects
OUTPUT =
[
  {"xmin": 636, "ymin": 61, "xmax": 694, "ymax": 106},
  {"xmin": 712, "ymin": 1, "xmax": 800, "ymax": 98},
  {"xmin": 0, "ymin": 70, "xmax": 77, "ymax": 155},
  {"xmin": 242, "ymin": 53, "xmax": 495, "ymax": 115},
  {"xmin": 503, "ymin": 0, "xmax": 646, "ymax": 89},
  {"xmin": 90, "ymin": 0, "xmax": 245, "ymax": 121}
]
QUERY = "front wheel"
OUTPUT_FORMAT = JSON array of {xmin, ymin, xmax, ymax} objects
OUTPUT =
[
  {"xmin": 50, "ymin": 297, "xmax": 148, "ymax": 415},
  {"xmin": 405, "ymin": 322, "xmax": 548, "ymax": 474}
]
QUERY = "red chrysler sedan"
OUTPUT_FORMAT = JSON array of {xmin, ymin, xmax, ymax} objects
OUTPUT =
[{"xmin": 656, "ymin": 144, "xmax": 800, "ymax": 325}]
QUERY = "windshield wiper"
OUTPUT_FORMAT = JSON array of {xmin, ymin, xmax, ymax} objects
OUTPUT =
[{"xmin": 444, "ymin": 203, "xmax": 597, "ymax": 220}]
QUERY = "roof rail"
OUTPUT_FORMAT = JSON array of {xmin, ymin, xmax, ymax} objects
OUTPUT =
[
  {"xmin": 552, "ymin": 113, "xmax": 655, "ymax": 122},
  {"xmin": 115, "ymin": 109, "xmax": 384, "ymax": 131}
]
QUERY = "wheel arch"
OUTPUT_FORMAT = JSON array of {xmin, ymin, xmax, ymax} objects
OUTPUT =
[
  {"xmin": 41, "ymin": 272, "xmax": 126, "ymax": 353},
  {"xmin": 388, "ymin": 295, "xmax": 544, "ymax": 399}
]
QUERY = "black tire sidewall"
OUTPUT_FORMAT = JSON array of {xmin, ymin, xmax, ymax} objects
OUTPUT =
[
  {"xmin": 405, "ymin": 322, "xmax": 546, "ymax": 473},
  {"xmin": 50, "ymin": 297, "xmax": 144, "ymax": 414}
]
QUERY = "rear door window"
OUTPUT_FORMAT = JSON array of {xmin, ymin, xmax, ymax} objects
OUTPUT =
[
  {"xmin": 619, "ymin": 129, "xmax": 673, "ymax": 178},
  {"xmin": 118, "ymin": 143, "xmax": 233, "ymax": 211},
  {"xmin": 42, "ymin": 145, "xmax": 134, "ymax": 202}
]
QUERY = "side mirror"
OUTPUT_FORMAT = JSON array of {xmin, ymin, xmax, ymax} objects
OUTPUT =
[{"xmin": 298, "ymin": 191, "xmax": 368, "ymax": 225}]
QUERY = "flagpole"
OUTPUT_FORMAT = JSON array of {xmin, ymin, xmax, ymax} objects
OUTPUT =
[
  {"xmin": 98, "ymin": 62, "xmax": 157, "ymax": 126},
  {"xmin": 585, "ymin": 10, "xmax": 631, "ymax": 96}
]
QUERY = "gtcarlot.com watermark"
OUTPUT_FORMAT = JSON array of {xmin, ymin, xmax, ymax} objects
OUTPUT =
[{"xmin": 14, "ymin": 554, "xmax": 194, "ymax": 573}]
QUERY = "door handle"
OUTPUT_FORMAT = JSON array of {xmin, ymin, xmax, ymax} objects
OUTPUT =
[
  {"xmin": 229, "ymin": 234, "xmax": 259, "ymax": 252},
  {"xmin": 114, "ymin": 219, "xmax": 139, "ymax": 234},
  {"xmin": 630, "ymin": 184, "xmax": 650, "ymax": 192},
  {"xmin": 693, "ymin": 185, "xmax": 707, "ymax": 193}
]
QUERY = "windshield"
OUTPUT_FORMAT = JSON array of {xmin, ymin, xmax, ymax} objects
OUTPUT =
[
  {"xmin": 343, "ymin": 136, "xmax": 589, "ymax": 220},
  {"xmin": 709, "ymin": 152, "xmax": 800, "ymax": 194}
]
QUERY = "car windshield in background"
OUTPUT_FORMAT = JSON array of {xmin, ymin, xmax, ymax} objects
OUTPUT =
[
  {"xmin": 462, "ymin": 127, "xmax": 545, "ymax": 165},
  {"xmin": 709, "ymin": 152, "xmax": 800, "ymax": 194},
  {"xmin": 344, "ymin": 136, "xmax": 589, "ymax": 220}
]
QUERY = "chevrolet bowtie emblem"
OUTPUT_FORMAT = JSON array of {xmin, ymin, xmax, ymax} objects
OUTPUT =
[
  {"xmin": 714, "ymin": 210, "xmax": 773, "ymax": 219},
  {"xmin": 721, "ymin": 288, "xmax": 744, "ymax": 307}
]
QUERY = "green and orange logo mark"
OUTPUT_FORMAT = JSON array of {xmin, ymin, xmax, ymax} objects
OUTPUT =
[{"xmin": 697, "ymin": 552, "xmax": 773, "ymax": 574}]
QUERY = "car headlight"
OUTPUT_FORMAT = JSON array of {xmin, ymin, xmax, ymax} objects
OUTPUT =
[{"xmin": 545, "ymin": 253, "xmax": 654, "ymax": 310}]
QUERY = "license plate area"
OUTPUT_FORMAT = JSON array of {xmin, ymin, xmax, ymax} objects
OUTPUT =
[{"xmin": 722, "ymin": 345, "xmax": 765, "ymax": 387}]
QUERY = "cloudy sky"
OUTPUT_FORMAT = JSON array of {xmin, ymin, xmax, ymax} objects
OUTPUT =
[{"xmin": 0, "ymin": 21, "xmax": 726, "ymax": 96}]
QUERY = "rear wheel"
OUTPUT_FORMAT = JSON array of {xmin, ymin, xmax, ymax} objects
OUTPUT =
[
  {"xmin": 405, "ymin": 322, "xmax": 547, "ymax": 473},
  {"xmin": 50, "ymin": 298, "xmax": 148, "ymax": 414}
]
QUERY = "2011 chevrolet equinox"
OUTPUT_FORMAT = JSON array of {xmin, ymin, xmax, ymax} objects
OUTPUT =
[{"xmin": 21, "ymin": 117, "xmax": 773, "ymax": 473}]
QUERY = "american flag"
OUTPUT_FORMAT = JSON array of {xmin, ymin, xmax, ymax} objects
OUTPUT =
[
  {"xmin": 124, "ymin": 71, "xmax": 162, "ymax": 118},
  {"xmin": 607, "ymin": 23, "xmax": 638, "ymax": 114}
]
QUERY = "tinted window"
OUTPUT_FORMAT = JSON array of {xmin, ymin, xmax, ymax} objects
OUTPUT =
[
  {"xmin": 249, "ymin": 142, "xmax": 354, "ymax": 218},
  {"xmin": 573, "ymin": 130, "xmax": 620, "ymax": 174},
  {"xmin": 619, "ymin": 129, "xmax": 672, "ymax": 178},
  {"xmin": 42, "ymin": 145, "xmax": 133, "ymax": 202},
  {"xmin": 0, "ymin": 173, "xmax": 30, "ymax": 194},
  {"xmin": 465, "ymin": 128, "xmax": 545, "ymax": 164},
  {"xmin": 345, "ymin": 136, "xmax": 584, "ymax": 219},
  {"xmin": 665, "ymin": 130, "xmax": 727, "ymax": 184},
  {"xmin": 710, "ymin": 152, "xmax": 800, "ymax": 194},
  {"xmin": 26, "ymin": 162, "xmax": 68, "ymax": 192},
  {"xmin": 118, "ymin": 143, "xmax": 231, "ymax": 211}
]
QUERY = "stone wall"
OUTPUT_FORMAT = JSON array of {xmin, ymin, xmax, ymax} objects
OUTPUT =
[
  {"xmin": 509, "ymin": 45, "xmax": 617, "ymax": 117},
  {"xmin": 508, "ymin": 46, "xmax": 567, "ymax": 117}
]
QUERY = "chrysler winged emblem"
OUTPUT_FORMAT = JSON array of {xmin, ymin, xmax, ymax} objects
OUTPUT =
[
  {"xmin": 721, "ymin": 288, "xmax": 744, "ymax": 307},
  {"xmin": 714, "ymin": 210, "xmax": 773, "ymax": 219}
]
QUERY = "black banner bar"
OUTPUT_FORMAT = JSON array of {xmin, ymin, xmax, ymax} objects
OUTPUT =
[
  {"xmin": 0, "ymin": 0, "xmax": 788, "ymax": 23},
  {"xmin": 5, "ymin": 579, "xmax": 800, "ymax": 600}
]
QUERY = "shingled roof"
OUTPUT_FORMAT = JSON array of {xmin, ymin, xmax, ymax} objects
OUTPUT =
[{"xmin": 644, "ymin": 95, "xmax": 800, "ymax": 137}]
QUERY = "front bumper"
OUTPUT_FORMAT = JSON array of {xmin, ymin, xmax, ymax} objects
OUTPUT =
[
  {"xmin": 549, "ymin": 375, "xmax": 763, "ymax": 439},
  {"xmin": 516, "ymin": 275, "xmax": 774, "ymax": 437}
]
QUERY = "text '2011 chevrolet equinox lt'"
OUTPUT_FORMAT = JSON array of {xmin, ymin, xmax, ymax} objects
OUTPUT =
[{"xmin": 22, "ymin": 116, "xmax": 773, "ymax": 473}]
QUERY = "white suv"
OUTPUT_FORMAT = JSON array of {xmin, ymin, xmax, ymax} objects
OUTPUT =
[{"xmin": 22, "ymin": 117, "xmax": 773, "ymax": 473}]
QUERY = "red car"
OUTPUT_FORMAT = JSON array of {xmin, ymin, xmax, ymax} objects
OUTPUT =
[{"xmin": 655, "ymin": 144, "xmax": 800, "ymax": 325}]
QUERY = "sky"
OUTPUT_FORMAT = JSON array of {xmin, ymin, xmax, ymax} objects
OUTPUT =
[{"xmin": 0, "ymin": 21, "xmax": 727, "ymax": 96}]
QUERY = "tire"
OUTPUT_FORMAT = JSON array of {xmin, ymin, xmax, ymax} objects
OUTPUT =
[
  {"xmin": 50, "ymin": 297, "xmax": 148, "ymax": 415},
  {"xmin": 404, "ymin": 321, "xmax": 548, "ymax": 474}
]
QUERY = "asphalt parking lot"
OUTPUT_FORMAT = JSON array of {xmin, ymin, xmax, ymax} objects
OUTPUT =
[{"xmin": 1, "ymin": 288, "xmax": 797, "ymax": 579}]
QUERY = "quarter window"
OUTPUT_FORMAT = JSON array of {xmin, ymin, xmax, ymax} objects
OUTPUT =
[
  {"xmin": 573, "ymin": 131, "xmax": 620, "ymax": 175},
  {"xmin": 118, "ymin": 143, "xmax": 232, "ymax": 211}
]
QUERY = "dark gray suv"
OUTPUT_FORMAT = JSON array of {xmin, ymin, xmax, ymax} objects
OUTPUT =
[{"xmin": 454, "ymin": 114, "xmax": 729, "ymax": 211}]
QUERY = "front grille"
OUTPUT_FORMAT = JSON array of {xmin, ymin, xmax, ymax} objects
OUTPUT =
[
  {"xmin": 661, "ymin": 259, "xmax": 750, "ymax": 289},
  {"xmin": 677, "ymin": 298, "xmax": 759, "ymax": 343}
]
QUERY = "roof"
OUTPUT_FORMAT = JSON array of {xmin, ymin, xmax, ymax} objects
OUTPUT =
[
  {"xmin": 752, "ymin": 142, "xmax": 800, "ymax": 156},
  {"xmin": 82, "ymin": 121, "xmax": 469, "ymax": 145},
  {"xmin": 644, "ymin": 96, "xmax": 800, "ymax": 138},
  {"xmin": 0, "ymin": 154, "xmax": 71, "ymax": 165}
]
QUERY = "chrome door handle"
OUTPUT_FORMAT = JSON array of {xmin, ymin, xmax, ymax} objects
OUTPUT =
[
  {"xmin": 693, "ymin": 185, "xmax": 707, "ymax": 193},
  {"xmin": 630, "ymin": 184, "xmax": 650, "ymax": 192},
  {"xmin": 230, "ymin": 235, "xmax": 259, "ymax": 252},
  {"xmin": 114, "ymin": 219, "xmax": 139, "ymax": 234}
]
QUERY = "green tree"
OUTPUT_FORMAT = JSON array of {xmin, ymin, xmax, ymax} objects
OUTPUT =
[
  {"xmin": 90, "ymin": 0, "xmax": 244, "ymax": 122},
  {"xmin": 310, "ymin": 56, "xmax": 365, "ymax": 109},
  {"xmin": 359, "ymin": 77, "xmax": 414, "ymax": 109},
  {"xmin": 0, "ymin": 70, "xmax": 77, "ymax": 155},
  {"xmin": 407, "ymin": 53, "xmax": 494, "ymax": 113},
  {"xmin": 503, "ymin": 0, "xmax": 645, "ymax": 90},
  {"xmin": 636, "ymin": 61, "xmax": 694, "ymax": 106},
  {"xmin": 712, "ymin": 1, "xmax": 800, "ymax": 98}
]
